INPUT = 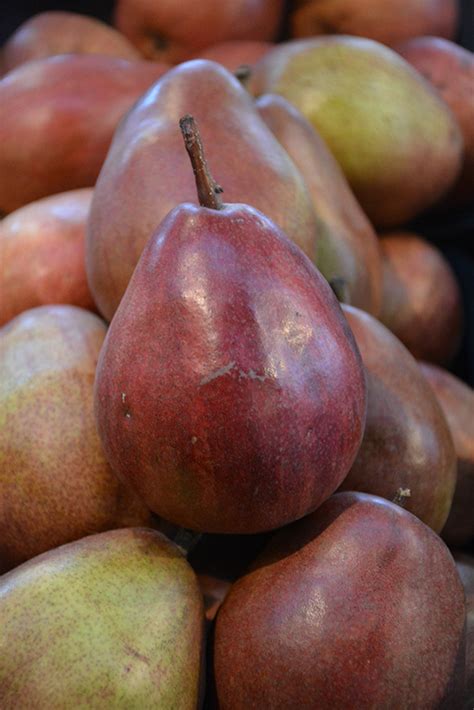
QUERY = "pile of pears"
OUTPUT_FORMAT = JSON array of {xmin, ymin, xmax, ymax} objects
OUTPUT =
[{"xmin": 1, "ymin": 1, "xmax": 473, "ymax": 707}]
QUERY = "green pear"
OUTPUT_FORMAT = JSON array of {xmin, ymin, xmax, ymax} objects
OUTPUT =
[
  {"xmin": 250, "ymin": 36, "xmax": 463, "ymax": 228},
  {"xmin": 0, "ymin": 528, "xmax": 204, "ymax": 708}
]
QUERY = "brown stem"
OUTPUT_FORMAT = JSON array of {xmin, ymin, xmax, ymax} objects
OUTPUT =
[
  {"xmin": 392, "ymin": 487, "xmax": 411, "ymax": 508},
  {"xmin": 179, "ymin": 114, "xmax": 224, "ymax": 210}
]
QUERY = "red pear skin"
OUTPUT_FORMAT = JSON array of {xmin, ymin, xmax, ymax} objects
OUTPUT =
[
  {"xmin": 186, "ymin": 40, "xmax": 273, "ymax": 72},
  {"xmin": 0, "ymin": 55, "xmax": 169, "ymax": 213},
  {"xmin": 113, "ymin": 0, "xmax": 284, "ymax": 64},
  {"xmin": 0, "ymin": 189, "xmax": 95, "ymax": 326},
  {"xmin": 86, "ymin": 60, "xmax": 319, "ymax": 321},
  {"xmin": 455, "ymin": 553, "xmax": 474, "ymax": 708},
  {"xmin": 256, "ymin": 93, "xmax": 382, "ymax": 316},
  {"xmin": 289, "ymin": 0, "xmax": 458, "ymax": 46},
  {"xmin": 94, "ymin": 188, "xmax": 366, "ymax": 533},
  {"xmin": 1, "ymin": 11, "xmax": 141, "ymax": 73},
  {"xmin": 397, "ymin": 36, "xmax": 474, "ymax": 206},
  {"xmin": 214, "ymin": 492, "xmax": 465, "ymax": 709},
  {"xmin": 339, "ymin": 305, "xmax": 457, "ymax": 533},
  {"xmin": 419, "ymin": 362, "xmax": 474, "ymax": 546},
  {"xmin": 0, "ymin": 305, "xmax": 152, "ymax": 573},
  {"xmin": 379, "ymin": 231, "xmax": 463, "ymax": 365}
]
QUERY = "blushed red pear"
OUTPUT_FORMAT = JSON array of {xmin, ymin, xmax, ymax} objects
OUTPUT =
[{"xmin": 93, "ymin": 117, "xmax": 366, "ymax": 534}]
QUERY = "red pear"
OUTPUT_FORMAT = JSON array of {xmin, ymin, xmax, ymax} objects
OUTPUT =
[
  {"xmin": 214, "ymin": 491, "xmax": 465, "ymax": 709},
  {"xmin": 93, "ymin": 116, "xmax": 367, "ymax": 534},
  {"xmin": 0, "ymin": 189, "xmax": 95, "ymax": 326},
  {"xmin": 113, "ymin": 0, "xmax": 284, "ymax": 64},
  {"xmin": 289, "ymin": 0, "xmax": 458, "ymax": 46},
  {"xmin": 455, "ymin": 553, "xmax": 474, "ymax": 708},
  {"xmin": 0, "ymin": 54, "xmax": 169, "ymax": 213},
  {"xmin": 379, "ymin": 231, "xmax": 463, "ymax": 365},
  {"xmin": 1, "ymin": 11, "xmax": 141, "ymax": 73},
  {"xmin": 86, "ymin": 60, "xmax": 319, "ymax": 321},
  {"xmin": 397, "ymin": 36, "xmax": 474, "ymax": 206},
  {"xmin": 419, "ymin": 362, "xmax": 474, "ymax": 546},
  {"xmin": 339, "ymin": 304, "xmax": 457, "ymax": 532}
]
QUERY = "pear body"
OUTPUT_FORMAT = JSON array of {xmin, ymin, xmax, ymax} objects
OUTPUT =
[
  {"xmin": 340, "ymin": 305, "xmax": 456, "ymax": 532},
  {"xmin": 214, "ymin": 492, "xmax": 465, "ymax": 709},
  {"xmin": 113, "ymin": 0, "xmax": 283, "ymax": 64},
  {"xmin": 289, "ymin": 0, "xmax": 458, "ymax": 46},
  {"xmin": 0, "ymin": 528, "xmax": 203, "ymax": 709},
  {"xmin": 2, "ymin": 11, "xmax": 141, "ymax": 73},
  {"xmin": 0, "ymin": 189, "xmax": 95, "ymax": 326},
  {"xmin": 87, "ymin": 59, "xmax": 318, "ymax": 321},
  {"xmin": 379, "ymin": 231, "xmax": 463, "ymax": 365},
  {"xmin": 0, "ymin": 305, "xmax": 151, "ymax": 572},
  {"xmin": 94, "ymin": 202, "xmax": 366, "ymax": 533},
  {"xmin": 0, "ymin": 54, "xmax": 169, "ymax": 213},
  {"xmin": 256, "ymin": 93, "xmax": 382, "ymax": 315},
  {"xmin": 397, "ymin": 36, "xmax": 474, "ymax": 206},
  {"xmin": 250, "ymin": 36, "xmax": 463, "ymax": 228},
  {"xmin": 420, "ymin": 363, "xmax": 474, "ymax": 546}
]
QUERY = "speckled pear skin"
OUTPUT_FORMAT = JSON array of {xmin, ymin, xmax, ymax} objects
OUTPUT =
[
  {"xmin": 339, "ymin": 305, "xmax": 456, "ymax": 533},
  {"xmin": 256, "ymin": 93, "xmax": 382, "ymax": 316},
  {"xmin": 250, "ymin": 36, "xmax": 463, "ymax": 228},
  {"xmin": 0, "ymin": 305, "xmax": 152, "ymax": 573},
  {"xmin": 86, "ymin": 59, "xmax": 319, "ymax": 321},
  {"xmin": 94, "ymin": 202, "xmax": 367, "ymax": 534},
  {"xmin": 214, "ymin": 491, "xmax": 466, "ymax": 709},
  {"xmin": 419, "ymin": 363, "xmax": 474, "ymax": 546},
  {"xmin": 0, "ymin": 528, "xmax": 204, "ymax": 709}
]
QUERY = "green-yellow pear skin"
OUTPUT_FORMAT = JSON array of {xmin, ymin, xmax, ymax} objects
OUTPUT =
[
  {"xmin": 256, "ymin": 93, "xmax": 382, "ymax": 316},
  {"xmin": 0, "ymin": 305, "xmax": 152, "ymax": 573},
  {"xmin": 0, "ymin": 528, "xmax": 204, "ymax": 708},
  {"xmin": 86, "ymin": 59, "xmax": 319, "ymax": 321},
  {"xmin": 250, "ymin": 36, "xmax": 463, "ymax": 228}
]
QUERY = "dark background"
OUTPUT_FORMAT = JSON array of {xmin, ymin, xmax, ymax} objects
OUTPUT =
[{"xmin": 1, "ymin": 0, "xmax": 473, "ymax": 385}]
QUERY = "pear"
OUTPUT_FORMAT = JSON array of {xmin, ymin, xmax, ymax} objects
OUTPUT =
[
  {"xmin": 0, "ymin": 54, "xmax": 169, "ymax": 213},
  {"xmin": 289, "ymin": 0, "xmax": 458, "ymax": 46},
  {"xmin": 0, "ymin": 528, "xmax": 204, "ymax": 708},
  {"xmin": 250, "ymin": 36, "xmax": 463, "ymax": 228},
  {"xmin": 397, "ymin": 36, "xmax": 474, "ymax": 206},
  {"xmin": 214, "ymin": 492, "xmax": 465, "ymax": 709},
  {"xmin": 187, "ymin": 39, "xmax": 273, "ymax": 72},
  {"xmin": 455, "ymin": 553, "xmax": 474, "ymax": 708},
  {"xmin": 0, "ymin": 189, "xmax": 95, "ymax": 326},
  {"xmin": 86, "ymin": 59, "xmax": 319, "ymax": 321},
  {"xmin": 256, "ymin": 93, "xmax": 382, "ymax": 316},
  {"xmin": 379, "ymin": 231, "xmax": 463, "ymax": 365},
  {"xmin": 0, "ymin": 305, "xmax": 152, "ymax": 573},
  {"xmin": 1, "ymin": 11, "xmax": 141, "ymax": 73},
  {"xmin": 419, "ymin": 362, "xmax": 474, "ymax": 546},
  {"xmin": 93, "ymin": 115, "xmax": 367, "ymax": 534},
  {"xmin": 113, "ymin": 0, "xmax": 284, "ymax": 64},
  {"xmin": 339, "ymin": 305, "xmax": 456, "ymax": 533}
]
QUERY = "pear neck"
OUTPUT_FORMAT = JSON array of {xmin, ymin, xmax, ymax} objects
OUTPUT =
[{"xmin": 179, "ymin": 114, "xmax": 224, "ymax": 210}]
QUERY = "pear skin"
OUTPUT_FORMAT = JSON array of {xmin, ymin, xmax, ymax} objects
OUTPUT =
[
  {"xmin": 0, "ymin": 189, "xmax": 95, "ymax": 326},
  {"xmin": 419, "ymin": 362, "xmax": 474, "ymax": 546},
  {"xmin": 87, "ymin": 60, "xmax": 319, "ymax": 321},
  {"xmin": 214, "ymin": 492, "xmax": 465, "ymax": 709},
  {"xmin": 250, "ymin": 36, "xmax": 463, "ymax": 228},
  {"xmin": 340, "ymin": 305, "xmax": 457, "ymax": 533},
  {"xmin": 0, "ymin": 305, "xmax": 152, "ymax": 573},
  {"xmin": 256, "ymin": 93, "xmax": 382, "ymax": 316},
  {"xmin": 0, "ymin": 55, "xmax": 169, "ymax": 213},
  {"xmin": 0, "ymin": 528, "xmax": 204, "ymax": 708},
  {"xmin": 289, "ymin": 0, "xmax": 458, "ymax": 46},
  {"xmin": 2, "ymin": 11, "xmax": 141, "ymax": 73}
]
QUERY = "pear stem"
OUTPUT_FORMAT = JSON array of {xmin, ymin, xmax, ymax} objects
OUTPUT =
[{"xmin": 179, "ymin": 114, "xmax": 224, "ymax": 210}]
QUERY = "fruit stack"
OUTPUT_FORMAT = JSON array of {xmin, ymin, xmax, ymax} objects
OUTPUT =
[{"xmin": 0, "ymin": 0, "xmax": 473, "ymax": 707}]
